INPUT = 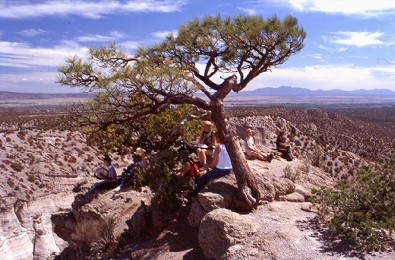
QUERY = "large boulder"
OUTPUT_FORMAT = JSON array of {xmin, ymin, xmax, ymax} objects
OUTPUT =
[
  {"xmin": 198, "ymin": 208, "xmax": 258, "ymax": 259},
  {"xmin": 188, "ymin": 198, "xmax": 207, "ymax": 228},
  {"xmin": 198, "ymin": 192, "xmax": 228, "ymax": 212},
  {"xmin": 188, "ymin": 175, "xmax": 238, "ymax": 227},
  {"xmin": 254, "ymin": 172, "xmax": 276, "ymax": 202}
]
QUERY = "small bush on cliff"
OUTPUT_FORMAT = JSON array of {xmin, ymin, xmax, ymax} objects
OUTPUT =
[
  {"xmin": 72, "ymin": 216, "xmax": 115, "ymax": 257},
  {"xmin": 312, "ymin": 154, "xmax": 395, "ymax": 250},
  {"xmin": 10, "ymin": 162, "xmax": 24, "ymax": 172}
]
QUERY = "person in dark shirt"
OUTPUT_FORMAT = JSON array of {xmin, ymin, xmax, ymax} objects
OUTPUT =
[
  {"xmin": 85, "ymin": 155, "xmax": 117, "ymax": 196},
  {"xmin": 197, "ymin": 121, "xmax": 217, "ymax": 169},
  {"xmin": 276, "ymin": 131, "xmax": 294, "ymax": 161}
]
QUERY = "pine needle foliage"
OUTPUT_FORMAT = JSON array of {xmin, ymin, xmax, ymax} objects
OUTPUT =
[{"xmin": 133, "ymin": 155, "xmax": 192, "ymax": 213}]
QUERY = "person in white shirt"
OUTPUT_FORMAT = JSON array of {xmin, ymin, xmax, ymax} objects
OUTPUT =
[
  {"xmin": 194, "ymin": 131, "xmax": 232, "ymax": 193},
  {"xmin": 245, "ymin": 128, "xmax": 273, "ymax": 162}
]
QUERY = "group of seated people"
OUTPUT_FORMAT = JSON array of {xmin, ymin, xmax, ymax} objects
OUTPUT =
[
  {"xmin": 85, "ymin": 147, "xmax": 150, "ymax": 196},
  {"xmin": 86, "ymin": 121, "xmax": 294, "ymax": 196}
]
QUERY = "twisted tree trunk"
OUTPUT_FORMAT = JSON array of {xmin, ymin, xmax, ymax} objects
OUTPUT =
[{"xmin": 210, "ymin": 98, "xmax": 261, "ymax": 210}]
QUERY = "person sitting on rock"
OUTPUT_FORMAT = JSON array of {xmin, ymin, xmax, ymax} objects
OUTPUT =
[
  {"xmin": 276, "ymin": 131, "xmax": 294, "ymax": 161},
  {"xmin": 85, "ymin": 155, "xmax": 117, "ymax": 196},
  {"xmin": 197, "ymin": 121, "xmax": 217, "ymax": 169},
  {"xmin": 175, "ymin": 150, "xmax": 201, "ymax": 186},
  {"xmin": 245, "ymin": 128, "xmax": 273, "ymax": 162},
  {"xmin": 114, "ymin": 147, "xmax": 150, "ymax": 192},
  {"xmin": 194, "ymin": 131, "xmax": 233, "ymax": 194}
]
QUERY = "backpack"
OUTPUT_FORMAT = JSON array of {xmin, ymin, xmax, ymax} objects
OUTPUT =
[{"xmin": 185, "ymin": 159, "xmax": 201, "ymax": 182}]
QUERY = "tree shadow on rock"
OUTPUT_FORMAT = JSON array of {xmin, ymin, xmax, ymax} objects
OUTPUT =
[
  {"xmin": 296, "ymin": 217, "xmax": 394, "ymax": 259},
  {"xmin": 118, "ymin": 206, "xmax": 204, "ymax": 259}
]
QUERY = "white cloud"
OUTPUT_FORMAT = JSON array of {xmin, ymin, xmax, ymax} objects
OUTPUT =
[
  {"xmin": 324, "ymin": 32, "xmax": 384, "ymax": 47},
  {"xmin": 248, "ymin": 64, "xmax": 395, "ymax": 90},
  {"xmin": 0, "ymin": 0, "xmax": 187, "ymax": 19},
  {"xmin": 323, "ymin": 32, "xmax": 384, "ymax": 47},
  {"xmin": 195, "ymin": 61, "xmax": 395, "ymax": 91},
  {"xmin": 0, "ymin": 40, "xmax": 89, "ymax": 68},
  {"xmin": 237, "ymin": 7, "xmax": 256, "ymax": 16},
  {"xmin": 150, "ymin": 30, "xmax": 178, "ymax": 39},
  {"xmin": 76, "ymin": 34, "xmax": 116, "ymax": 43},
  {"xmin": 272, "ymin": 0, "xmax": 395, "ymax": 17},
  {"xmin": 119, "ymin": 41, "xmax": 140, "ymax": 50},
  {"xmin": 17, "ymin": 29, "xmax": 47, "ymax": 37}
]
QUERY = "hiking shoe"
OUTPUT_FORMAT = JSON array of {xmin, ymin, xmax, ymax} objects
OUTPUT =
[{"xmin": 267, "ymin": 153, "xmax": 274, "ymax": 163}]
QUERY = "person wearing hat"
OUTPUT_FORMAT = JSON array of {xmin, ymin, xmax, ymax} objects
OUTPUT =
[
  {"xmin": 85, "ymin": 155, "xmax": 117, "ymax": 196},
  {"xmin": 197, "ymin": 121, "xmax": 216, "ymax": 169},
  {"xmin": 114, "ymin": 147, "xmax": 150, "ymax": 192},
  {"xmin": 104, "ymin": 155, "xmax": 117, "ymax": 180},
  {"xmin": 134, "ymin": 147, "xmax": 150, "ymax": 169}
]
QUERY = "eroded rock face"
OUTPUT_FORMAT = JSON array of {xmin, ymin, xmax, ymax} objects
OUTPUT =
[
  {"xmin": 0, "ymin": 192, "xmax": 75, "ymax": 259},
  {"xmin": 198, "ymin": 208, "xmax": 258, "ymax": 259}
]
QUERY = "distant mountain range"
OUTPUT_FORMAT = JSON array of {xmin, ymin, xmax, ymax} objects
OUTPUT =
[
  {"xmin": 230, "ymin": 86, "xmax": 395, "ymax": 97},
  {"xmin": 1, "ymin": 87, "xmax": 394, "ymax": 101},
  {"xmin": 0, "ymin": 91, "xmax": 93, "ymax": 100}
]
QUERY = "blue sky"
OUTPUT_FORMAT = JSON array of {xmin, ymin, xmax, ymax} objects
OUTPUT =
[{"xmin": 1, "ymin": 0, "xmax": 395, "ymax": 93}]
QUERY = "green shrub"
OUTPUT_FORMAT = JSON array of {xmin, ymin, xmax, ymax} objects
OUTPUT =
[
  {"xmin": 134, "ymin": 155, "xmax": 192, "ymax": 213},
  {"xmin": 312, "ymin": 154, "xmax": 395, "ymax": 250},
  {"xmin": 10, "ymin": 162, "xmax": 24, "ymax": 172},
  {"xmin": 27, "ymin": 175, "xmax": 37, "ymax": 182}
]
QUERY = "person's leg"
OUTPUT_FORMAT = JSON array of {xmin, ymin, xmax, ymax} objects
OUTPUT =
[
  {"xmin": 194, "ymin": 168, "xmax": 231, "ymax": 193},
  {"xmin": 120, "ymin": 173, "xmax": 135, "ymax": 189},
  {"xmin": 85, "ymin": 180, "xmax": 105, "ymax": 195},
  {"xmin": 251, "ymin": 151, "xmax": 262, "ymax": 160},
  {"xmin": 194, "ymin": 169, "xmax": 214, "ymax": 193},
  {"xmin": 197, "ymin": 148, "xmax": 206, "ymax": 166}
]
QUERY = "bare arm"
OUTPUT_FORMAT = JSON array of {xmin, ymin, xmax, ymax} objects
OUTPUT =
[
  {"xmin": 246, "ymin": 137, "xmax": 257, "ymax": 152},
  {"xmin": 207, "ymin": 145, "xmax": 221, "ymax": 168},
  {"xmin": 211, "ymin": 135, "xmax": 217, "ymax": 148}
]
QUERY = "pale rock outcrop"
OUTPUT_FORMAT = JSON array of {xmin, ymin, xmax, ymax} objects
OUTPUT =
[
  {"xmin": 273, "ymin": 177, "xmax": 296, "ymax": 199},
  {"xmin": 0, "ymin": 205, "xmax": 34, "ymax": 260},
  {"xmin": 295, "ymin": 184, "xmax": 313, "ymax": 201},
  {"xmin": 33, "ymin": 213, "xmax": 65, "ymax": 259},
  {"xmin": 278, "ymin": 192, "xmax": 305, "ymax": 202},
  {"xmin": 198, "ymin": 208, "xmax": 258, "ymax": 259},
  {"xmin": 0, "ymin": 192, "xmax": 75, "ymax": 259}
]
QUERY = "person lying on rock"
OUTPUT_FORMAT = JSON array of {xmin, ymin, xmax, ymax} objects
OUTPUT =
[
  {"xmin": 245, "ymin": 128, "xmax": 273, "ymax": 162},
  {"xmin": 197, "ymin": 120, "xmax": 217, "ymax": 170},
  {"xmin": 194, "ymin": 131, "xmax": 233, "ymax": 194},
  {"xmin": 114, "ymin": 147, "xmax": 150, "ymax": 192},
  {"xmin": 85, "ymin": 155, "xmax": 117, "ymax": 196},
  {"xmin": 276, "ymin": 131, "xmax": 294, "ymax": 161}
]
